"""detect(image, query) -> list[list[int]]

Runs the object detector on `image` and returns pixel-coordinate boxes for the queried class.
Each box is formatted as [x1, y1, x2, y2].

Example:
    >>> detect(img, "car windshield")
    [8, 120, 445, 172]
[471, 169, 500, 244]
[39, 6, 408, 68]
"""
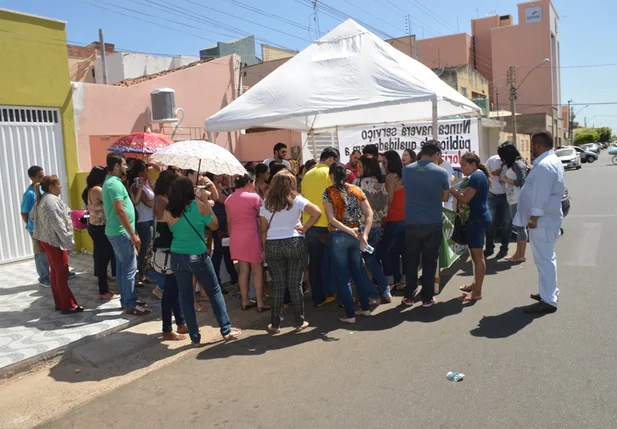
[556, 148, 575, 157]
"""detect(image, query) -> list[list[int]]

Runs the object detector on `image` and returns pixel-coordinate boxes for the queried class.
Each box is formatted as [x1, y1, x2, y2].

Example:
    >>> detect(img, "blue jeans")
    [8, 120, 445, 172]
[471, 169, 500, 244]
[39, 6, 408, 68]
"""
[379, 221, 406, 284]
[136, 221, 153, 278]
[159, 273, 185, 333]
[329, 231, 372, 318]
[363, 227, 391, 300]
[509, 203, 528, 241]
[34, 253, 49, 284]
[486, 193, 511, 253]
[108, 233, 138, 310]
[171, 252, 231, 343]
[306, 227, 328, 306]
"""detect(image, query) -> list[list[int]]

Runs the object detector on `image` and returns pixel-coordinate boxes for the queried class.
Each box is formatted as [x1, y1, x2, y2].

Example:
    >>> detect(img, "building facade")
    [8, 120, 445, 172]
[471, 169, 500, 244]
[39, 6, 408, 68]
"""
[200, 35, 261, 66]
[0, 9, 80, 263]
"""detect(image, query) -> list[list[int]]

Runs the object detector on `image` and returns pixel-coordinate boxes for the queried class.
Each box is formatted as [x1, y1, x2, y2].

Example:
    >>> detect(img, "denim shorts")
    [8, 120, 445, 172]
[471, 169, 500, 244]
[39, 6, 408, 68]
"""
[467, 220, 490, 249]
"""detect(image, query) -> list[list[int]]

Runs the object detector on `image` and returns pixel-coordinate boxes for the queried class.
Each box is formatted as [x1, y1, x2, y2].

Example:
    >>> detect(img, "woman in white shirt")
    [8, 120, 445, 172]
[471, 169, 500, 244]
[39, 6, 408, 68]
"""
[498, 143, 528, 262]
[259, 169, 321, 334]
[128, 160, 154, 285]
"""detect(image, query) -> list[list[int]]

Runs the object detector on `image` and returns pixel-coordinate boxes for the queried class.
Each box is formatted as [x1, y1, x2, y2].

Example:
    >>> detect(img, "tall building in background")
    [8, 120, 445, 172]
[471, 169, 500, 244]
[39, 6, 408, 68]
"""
[472, 0, 562, 145]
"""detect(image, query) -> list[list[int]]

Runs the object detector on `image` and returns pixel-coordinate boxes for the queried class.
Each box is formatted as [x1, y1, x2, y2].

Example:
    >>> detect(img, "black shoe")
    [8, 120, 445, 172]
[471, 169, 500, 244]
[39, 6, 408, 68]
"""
[496, 249, 508, 260]
[484, 249, 494, 258]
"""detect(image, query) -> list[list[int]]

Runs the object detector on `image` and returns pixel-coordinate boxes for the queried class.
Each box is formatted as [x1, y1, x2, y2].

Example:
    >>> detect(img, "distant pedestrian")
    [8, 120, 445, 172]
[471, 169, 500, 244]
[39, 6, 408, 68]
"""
[401, 149, 417, 166]
[128, 160, 155, 286]
[30, 175, 83, 314]
[264, 142, 292, 170]
[346, 149, 361, 183]
[255, 163, 270, 199]
[151, 170, 189, 341]
[485, 147, 512, 259]
[514, 131, 564, 314]
[497, 142, 528, 262]
[450, 153, 492, 303]
[260, 169, 321, 333]
[401, 141, 450, 307]
[225, 173, 271, 312]
[301, 147, 340, 307]
[165, 176, 242, 344]
[21, 165, 50, 288]
[103, 153, 151, 316]
[82, 166, 119, 300]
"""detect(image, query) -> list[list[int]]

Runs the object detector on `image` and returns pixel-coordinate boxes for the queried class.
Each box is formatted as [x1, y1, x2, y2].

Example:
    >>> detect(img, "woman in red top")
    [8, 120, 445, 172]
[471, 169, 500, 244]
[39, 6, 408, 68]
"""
[379, 151, 407, 291]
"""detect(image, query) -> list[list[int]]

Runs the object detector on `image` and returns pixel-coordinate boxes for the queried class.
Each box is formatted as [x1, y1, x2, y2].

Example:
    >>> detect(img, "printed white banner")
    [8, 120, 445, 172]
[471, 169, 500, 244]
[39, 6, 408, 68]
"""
[337, 118, 479, 165]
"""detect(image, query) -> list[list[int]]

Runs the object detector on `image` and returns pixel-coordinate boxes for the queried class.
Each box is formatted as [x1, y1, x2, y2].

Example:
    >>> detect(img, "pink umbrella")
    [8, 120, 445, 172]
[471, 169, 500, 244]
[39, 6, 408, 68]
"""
[107, 132, 174, 155]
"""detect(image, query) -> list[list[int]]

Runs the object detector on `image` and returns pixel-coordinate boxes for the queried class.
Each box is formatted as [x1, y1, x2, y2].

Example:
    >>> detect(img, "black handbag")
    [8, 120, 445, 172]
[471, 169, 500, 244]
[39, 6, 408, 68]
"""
[451, 214, 467, 245]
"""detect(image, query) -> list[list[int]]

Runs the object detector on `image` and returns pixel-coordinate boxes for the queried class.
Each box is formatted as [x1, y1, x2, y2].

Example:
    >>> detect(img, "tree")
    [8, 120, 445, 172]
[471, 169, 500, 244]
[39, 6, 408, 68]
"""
[574, 128, 600, 145]
[597, 127, 612, 143]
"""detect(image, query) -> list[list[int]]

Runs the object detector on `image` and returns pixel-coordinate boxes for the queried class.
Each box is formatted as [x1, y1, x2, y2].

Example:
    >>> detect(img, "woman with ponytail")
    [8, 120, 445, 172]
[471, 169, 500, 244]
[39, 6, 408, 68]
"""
[449, 153, 492, 303]
[31, 175, 83, 314]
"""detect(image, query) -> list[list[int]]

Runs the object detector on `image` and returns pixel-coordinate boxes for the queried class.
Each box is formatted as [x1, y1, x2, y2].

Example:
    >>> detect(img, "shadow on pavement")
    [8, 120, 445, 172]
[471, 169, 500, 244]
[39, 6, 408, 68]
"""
[469, 305, 543, 339]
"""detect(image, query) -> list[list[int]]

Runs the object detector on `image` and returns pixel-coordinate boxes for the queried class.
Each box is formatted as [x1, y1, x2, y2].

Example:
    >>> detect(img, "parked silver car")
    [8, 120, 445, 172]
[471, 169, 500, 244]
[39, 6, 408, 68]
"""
[556, 147, 581, 170]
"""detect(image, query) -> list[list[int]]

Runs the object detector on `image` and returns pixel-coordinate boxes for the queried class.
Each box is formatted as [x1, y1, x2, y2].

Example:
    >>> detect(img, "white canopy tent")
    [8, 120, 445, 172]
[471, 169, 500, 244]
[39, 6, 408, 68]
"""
[206, 19, 481, 143]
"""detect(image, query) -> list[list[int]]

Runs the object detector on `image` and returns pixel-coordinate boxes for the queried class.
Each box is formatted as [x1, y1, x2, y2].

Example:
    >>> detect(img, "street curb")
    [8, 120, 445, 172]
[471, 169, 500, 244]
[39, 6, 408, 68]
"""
[0, 312, 157, 380]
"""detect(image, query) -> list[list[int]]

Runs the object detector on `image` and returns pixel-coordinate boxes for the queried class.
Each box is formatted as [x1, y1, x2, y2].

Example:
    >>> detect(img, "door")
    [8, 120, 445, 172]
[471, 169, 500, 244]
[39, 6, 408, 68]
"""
[0, 105, 69, 264]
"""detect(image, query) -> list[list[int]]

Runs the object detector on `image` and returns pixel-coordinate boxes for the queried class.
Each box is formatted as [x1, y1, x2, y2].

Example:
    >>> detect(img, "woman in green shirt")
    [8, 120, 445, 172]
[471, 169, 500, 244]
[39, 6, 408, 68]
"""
[164, 177, 241, 344]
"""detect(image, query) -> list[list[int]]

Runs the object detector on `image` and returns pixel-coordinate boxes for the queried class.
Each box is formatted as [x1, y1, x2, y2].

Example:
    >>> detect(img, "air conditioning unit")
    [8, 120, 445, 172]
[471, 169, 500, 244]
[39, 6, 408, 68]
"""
[151, 88, 177, 123]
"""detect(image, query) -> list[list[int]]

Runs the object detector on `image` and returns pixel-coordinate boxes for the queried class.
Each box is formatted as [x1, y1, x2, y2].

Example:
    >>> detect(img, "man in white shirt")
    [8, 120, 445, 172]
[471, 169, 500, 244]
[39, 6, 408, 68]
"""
[514, 131, 565, 314]
[485, 147, 512, 259]
[264, 142, 292, 170]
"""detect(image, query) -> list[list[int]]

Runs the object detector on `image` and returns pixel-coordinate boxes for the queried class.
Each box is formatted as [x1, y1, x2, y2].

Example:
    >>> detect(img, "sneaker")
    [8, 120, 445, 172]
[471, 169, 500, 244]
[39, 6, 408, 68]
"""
[68, 271, 77, 280]
[422, 298, 437, 308]
[125, 305, 152, 316]
[402, 297, 415, 306]
[496, 249, 509, 260]
[39, 280, 51, 288]
[483, 249, 494, 258]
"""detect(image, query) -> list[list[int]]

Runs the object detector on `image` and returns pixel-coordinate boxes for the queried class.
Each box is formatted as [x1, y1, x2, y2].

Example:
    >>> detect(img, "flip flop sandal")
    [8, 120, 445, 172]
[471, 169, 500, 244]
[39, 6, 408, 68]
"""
[223, 328, 242, 341]
[458, 293, 482, 303]
[459, 285, 474, 293]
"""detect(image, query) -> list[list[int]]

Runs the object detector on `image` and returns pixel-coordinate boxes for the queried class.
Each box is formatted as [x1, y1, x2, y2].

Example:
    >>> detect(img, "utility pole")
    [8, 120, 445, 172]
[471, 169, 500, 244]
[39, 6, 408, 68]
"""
[507, 65, 518, 147]
[98, 29, 108, 85]
[584, 117, 587, 127]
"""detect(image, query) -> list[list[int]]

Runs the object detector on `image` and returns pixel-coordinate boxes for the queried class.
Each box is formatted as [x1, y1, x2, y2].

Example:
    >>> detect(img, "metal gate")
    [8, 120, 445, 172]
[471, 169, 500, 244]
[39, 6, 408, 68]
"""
[0, 105, 69, 264]
[303, 131, 340, 161]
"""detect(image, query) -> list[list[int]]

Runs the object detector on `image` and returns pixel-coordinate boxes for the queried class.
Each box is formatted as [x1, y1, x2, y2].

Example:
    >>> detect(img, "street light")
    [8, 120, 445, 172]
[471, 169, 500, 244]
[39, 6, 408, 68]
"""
[508, 58, 550, 146]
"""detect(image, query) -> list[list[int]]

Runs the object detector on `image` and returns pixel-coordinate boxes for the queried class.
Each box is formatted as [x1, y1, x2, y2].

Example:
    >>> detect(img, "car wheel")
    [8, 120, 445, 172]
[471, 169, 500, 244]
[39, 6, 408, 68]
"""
[588, 157, 595, 164]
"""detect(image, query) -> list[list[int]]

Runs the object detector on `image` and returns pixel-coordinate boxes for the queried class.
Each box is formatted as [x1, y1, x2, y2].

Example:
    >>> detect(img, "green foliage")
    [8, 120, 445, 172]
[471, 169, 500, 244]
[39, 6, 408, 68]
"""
[597, 127, 612, 143]
[574, 128, 599, 145]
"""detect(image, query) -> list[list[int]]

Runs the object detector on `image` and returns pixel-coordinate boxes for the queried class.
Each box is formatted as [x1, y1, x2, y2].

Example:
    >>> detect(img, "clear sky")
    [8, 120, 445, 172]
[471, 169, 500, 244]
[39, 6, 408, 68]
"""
[2, 0, 616, 133]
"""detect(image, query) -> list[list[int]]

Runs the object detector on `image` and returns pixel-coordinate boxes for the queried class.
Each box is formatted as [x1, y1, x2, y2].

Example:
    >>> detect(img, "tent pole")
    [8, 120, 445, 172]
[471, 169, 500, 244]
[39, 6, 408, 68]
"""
[432, 97, 439, 141]
[311, 132, 317, 159]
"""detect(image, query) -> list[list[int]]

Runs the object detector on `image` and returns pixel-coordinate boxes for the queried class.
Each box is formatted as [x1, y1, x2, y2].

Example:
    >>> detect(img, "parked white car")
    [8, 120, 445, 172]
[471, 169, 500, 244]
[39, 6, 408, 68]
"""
[556, 147, 581, 170]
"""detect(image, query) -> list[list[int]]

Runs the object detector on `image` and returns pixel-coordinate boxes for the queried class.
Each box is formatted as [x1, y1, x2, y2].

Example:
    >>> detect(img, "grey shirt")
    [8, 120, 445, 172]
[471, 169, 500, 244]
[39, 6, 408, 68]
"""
[402, 160, 450, 225]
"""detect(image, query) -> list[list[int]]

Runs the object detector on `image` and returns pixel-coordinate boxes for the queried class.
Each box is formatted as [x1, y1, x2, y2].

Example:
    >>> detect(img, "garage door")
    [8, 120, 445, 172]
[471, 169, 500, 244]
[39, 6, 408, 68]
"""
[0, 105, 69, 264]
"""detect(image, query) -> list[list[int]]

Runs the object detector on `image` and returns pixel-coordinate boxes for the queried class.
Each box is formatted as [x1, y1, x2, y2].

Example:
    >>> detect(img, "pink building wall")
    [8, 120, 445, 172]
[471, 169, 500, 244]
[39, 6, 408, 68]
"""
[416, 33, 472, 69]
[236, 129, 303, 163]
[74, 55, 240, 170]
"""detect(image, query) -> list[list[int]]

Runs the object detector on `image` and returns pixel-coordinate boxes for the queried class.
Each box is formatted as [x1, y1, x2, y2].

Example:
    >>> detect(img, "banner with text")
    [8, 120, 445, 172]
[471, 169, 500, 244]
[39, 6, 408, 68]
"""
[337, 118, 479, 166]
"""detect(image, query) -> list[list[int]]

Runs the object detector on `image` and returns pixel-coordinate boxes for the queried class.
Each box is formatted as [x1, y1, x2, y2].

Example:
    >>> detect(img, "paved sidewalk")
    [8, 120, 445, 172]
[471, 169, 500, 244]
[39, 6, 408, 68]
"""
[0, 254, 158, 372]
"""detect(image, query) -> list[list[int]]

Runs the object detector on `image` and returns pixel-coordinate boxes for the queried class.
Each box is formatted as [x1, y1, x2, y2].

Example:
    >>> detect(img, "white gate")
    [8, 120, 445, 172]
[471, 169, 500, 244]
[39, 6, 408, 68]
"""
[0, 105, 69, 264]
[302, 130, 340, 161]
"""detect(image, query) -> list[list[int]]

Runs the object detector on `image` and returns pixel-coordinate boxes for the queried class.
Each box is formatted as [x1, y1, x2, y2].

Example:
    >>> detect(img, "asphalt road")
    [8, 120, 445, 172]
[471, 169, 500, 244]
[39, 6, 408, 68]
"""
[42, 153, 617, 429]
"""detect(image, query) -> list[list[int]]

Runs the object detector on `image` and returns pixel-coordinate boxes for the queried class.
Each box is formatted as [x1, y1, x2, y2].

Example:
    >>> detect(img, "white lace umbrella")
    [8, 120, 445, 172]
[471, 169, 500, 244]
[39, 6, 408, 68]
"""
[151, 140, 246, 176]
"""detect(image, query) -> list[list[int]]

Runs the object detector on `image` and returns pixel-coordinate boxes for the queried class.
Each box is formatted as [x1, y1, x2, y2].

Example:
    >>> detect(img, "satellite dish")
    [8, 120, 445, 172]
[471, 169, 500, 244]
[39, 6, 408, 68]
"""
[434, 68, 445, 77]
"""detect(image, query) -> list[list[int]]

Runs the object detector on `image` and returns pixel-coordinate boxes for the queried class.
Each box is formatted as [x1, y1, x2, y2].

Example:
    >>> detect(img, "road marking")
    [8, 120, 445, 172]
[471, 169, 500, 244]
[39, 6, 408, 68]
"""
[567, 223, 602, 267]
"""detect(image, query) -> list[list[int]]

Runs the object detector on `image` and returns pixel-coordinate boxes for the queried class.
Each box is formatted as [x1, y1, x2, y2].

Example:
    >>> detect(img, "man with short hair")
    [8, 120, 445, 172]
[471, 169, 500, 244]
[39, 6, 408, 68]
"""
[264, 142, 292, 170]
[21, 165, 50, 287]
[485, 144, 512, 259]
[103, 153, 151, 316]
[402, 141, 450, 307]
[346, 149, 361, 183]
[301, 146, 339, 307]
[514, 131, 564, 314]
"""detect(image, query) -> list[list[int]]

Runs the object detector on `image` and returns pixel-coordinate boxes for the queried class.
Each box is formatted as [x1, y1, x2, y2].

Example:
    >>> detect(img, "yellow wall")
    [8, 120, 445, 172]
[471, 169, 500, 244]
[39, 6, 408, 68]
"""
[0, 10, 82, 248]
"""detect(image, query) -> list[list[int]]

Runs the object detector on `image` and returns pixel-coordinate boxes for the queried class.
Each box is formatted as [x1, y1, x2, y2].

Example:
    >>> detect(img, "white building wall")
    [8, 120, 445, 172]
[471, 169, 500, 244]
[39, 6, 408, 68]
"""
[94, 53, 200, 84]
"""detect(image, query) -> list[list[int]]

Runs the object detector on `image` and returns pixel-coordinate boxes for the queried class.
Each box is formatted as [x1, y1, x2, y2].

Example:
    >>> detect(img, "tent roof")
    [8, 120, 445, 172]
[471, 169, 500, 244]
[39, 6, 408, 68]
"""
[206, 19, 480, 133]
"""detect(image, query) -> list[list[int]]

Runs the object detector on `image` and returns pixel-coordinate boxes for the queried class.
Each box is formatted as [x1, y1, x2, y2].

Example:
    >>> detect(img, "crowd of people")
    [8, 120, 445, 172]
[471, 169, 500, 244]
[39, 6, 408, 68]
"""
[19, 131, 565, 344]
